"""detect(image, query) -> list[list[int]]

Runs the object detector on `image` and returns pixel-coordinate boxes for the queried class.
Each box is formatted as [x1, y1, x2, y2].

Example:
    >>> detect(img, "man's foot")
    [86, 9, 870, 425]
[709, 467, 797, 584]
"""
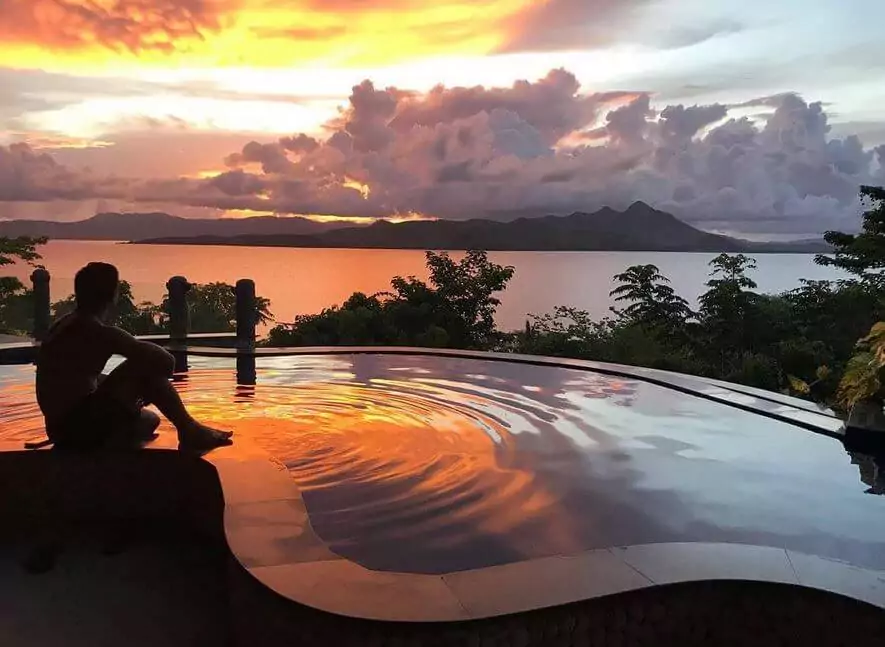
[179, 422, 233, 452]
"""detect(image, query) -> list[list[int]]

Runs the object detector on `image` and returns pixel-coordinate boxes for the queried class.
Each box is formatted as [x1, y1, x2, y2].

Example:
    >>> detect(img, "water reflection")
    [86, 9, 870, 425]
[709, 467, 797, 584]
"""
[236, 353, 256, 386]
[1, 355, 884, 574]
[850, 452, 885, 495]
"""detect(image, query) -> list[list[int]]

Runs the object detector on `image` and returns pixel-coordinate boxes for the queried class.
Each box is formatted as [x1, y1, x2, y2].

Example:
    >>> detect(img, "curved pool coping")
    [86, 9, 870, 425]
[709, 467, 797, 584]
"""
[211, 441, 885, 622]
[3, 346, 881, 624]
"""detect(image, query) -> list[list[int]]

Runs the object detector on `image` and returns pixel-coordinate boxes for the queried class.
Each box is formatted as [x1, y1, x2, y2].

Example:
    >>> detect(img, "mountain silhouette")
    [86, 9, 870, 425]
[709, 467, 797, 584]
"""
[131, 203, 831, 253]
[0, 211, 342, 240]
[1, 204, 830, 253]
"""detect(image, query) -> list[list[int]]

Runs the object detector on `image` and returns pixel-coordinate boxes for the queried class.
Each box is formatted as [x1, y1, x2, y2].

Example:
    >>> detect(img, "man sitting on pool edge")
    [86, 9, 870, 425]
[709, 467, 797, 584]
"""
[36, 262, 233, 452]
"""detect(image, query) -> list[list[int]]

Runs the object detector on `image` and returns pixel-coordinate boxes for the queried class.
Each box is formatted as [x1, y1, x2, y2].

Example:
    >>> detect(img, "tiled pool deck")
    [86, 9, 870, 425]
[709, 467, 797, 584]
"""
[2, 346, 885, 646]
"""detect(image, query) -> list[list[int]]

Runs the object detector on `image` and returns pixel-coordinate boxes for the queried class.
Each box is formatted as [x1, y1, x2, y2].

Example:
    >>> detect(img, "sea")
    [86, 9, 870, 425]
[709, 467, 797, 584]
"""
[4, 240, 848, 331]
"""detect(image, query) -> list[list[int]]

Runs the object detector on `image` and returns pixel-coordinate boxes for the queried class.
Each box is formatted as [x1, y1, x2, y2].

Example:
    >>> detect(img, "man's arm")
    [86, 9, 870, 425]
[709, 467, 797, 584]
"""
[100, 325, 175, 374]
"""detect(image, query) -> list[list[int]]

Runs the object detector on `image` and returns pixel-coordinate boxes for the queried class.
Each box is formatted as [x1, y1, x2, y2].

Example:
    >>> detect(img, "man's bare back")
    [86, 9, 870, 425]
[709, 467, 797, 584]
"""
[36, 262, 233, 452]
[37, 313, 115, 423]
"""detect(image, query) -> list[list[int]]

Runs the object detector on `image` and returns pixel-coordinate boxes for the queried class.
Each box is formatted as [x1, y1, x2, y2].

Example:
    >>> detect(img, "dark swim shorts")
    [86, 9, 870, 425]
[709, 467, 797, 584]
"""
[47, 391, 143, 451]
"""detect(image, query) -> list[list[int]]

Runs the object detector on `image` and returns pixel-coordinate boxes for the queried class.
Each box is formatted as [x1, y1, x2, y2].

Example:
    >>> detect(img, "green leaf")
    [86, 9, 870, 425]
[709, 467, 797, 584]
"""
[788, 375, 810, 395]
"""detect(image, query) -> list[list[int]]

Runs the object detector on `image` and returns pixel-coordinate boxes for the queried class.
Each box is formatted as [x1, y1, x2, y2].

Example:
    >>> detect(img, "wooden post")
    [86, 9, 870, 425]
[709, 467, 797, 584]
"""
[235, 278, 257, 385]
[166, 276, 190, 343]
[31, 268, 50, 342]
[166, 276, 190, 374]
[235, 279, 256, 349]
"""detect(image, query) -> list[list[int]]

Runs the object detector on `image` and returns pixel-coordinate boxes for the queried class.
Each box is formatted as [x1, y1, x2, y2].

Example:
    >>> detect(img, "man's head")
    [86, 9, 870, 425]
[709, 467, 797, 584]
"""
[74, 262, 119, 316]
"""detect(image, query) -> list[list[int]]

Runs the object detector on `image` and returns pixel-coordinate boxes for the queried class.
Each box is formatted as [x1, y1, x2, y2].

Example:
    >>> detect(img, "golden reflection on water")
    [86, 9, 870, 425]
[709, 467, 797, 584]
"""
[1, 361, 642, 570]
[4, 356, 885, 573]
[177, 370, 593, 563]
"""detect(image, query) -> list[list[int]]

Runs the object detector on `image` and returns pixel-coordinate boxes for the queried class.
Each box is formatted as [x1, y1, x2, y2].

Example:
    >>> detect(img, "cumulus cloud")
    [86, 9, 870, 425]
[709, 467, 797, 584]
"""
[3, 69, 885, 237]
[0, 0, 223, 54]
[0, 142, 128, 201]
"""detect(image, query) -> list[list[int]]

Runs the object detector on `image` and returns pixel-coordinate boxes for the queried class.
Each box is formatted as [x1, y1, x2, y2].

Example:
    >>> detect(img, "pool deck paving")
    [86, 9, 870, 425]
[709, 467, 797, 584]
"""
[0, 524, 231, 647]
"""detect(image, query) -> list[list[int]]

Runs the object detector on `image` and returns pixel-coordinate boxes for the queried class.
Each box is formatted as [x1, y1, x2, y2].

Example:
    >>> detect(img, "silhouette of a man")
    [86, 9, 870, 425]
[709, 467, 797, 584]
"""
[36, 262, 232, 451]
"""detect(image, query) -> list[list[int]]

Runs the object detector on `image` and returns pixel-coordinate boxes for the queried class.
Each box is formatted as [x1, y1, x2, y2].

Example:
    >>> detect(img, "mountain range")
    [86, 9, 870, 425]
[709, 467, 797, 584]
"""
[0, 211, 343, 240]
[0, 204, 832, 253]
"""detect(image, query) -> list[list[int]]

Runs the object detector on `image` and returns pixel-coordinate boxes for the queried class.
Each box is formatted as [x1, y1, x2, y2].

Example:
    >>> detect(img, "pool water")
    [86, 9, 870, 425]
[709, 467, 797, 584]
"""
[2, 353, 885, 574]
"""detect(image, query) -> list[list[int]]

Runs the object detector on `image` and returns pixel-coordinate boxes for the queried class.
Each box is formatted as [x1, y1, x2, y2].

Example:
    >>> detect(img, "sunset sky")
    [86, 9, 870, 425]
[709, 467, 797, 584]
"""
[1, 0, 884, 238]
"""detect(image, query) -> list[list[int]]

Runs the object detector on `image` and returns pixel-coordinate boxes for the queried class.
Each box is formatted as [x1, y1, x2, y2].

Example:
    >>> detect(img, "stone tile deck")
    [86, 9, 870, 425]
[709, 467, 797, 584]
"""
[0, 524, 230, 647]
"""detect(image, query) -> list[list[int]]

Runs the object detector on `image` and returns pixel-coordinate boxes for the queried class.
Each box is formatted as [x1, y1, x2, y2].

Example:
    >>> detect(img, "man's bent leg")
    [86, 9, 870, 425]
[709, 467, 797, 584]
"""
[99, 359, 193, 430]
[98, 359, 232, 450]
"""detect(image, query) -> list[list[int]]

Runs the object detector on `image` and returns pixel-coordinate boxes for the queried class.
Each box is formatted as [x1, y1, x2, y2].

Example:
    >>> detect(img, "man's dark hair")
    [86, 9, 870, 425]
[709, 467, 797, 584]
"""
[74, 262, 119, 313]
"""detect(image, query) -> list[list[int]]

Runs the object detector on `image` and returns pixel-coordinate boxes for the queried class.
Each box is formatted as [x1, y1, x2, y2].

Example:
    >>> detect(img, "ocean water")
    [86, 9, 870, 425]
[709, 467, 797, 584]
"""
[3, 240, 846, 329]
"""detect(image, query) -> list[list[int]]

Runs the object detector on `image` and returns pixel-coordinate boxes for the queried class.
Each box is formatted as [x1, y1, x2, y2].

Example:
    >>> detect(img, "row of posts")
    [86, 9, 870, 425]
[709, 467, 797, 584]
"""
[30, 269, 258, 349]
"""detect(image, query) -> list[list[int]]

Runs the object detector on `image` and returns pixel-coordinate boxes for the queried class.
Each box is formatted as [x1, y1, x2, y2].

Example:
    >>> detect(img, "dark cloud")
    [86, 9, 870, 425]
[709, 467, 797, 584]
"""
[659, 104, 728, 142]
[0, 142, 128, 201]
[224, 141, 296, 174]
[4, 71, 885, 237]
[0, 0, 225, 54]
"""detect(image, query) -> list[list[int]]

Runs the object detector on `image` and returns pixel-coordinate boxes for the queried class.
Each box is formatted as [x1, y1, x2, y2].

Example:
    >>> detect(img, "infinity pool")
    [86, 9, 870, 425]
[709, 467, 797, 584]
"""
[2, 353, 884, 574]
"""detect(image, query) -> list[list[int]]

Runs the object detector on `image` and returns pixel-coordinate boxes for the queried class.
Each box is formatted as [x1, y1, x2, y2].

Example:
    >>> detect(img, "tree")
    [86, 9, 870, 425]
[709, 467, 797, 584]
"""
[267, 251, 514, 349]
[414, 250, 515, 348]
[0, 236, 47, 334]
[836, 322, 885, 409]
[698, 253, 758, 358]
[0, 236, 47, 268]
[51, 280, 272, 335]
[610, 264, 693, 332]
[163, 282, 273, 333]
[816, 185, 885, 285]
[52, 281, 166, 335]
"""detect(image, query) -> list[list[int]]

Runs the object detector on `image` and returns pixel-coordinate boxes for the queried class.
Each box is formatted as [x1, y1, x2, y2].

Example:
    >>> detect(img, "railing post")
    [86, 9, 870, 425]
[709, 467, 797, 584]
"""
[166, 276, 190, 373]
[166, 276, 190, 343]
[235, 278, 257, 385]
[31, 268, 50, 342]
[235, 279, 256, 349]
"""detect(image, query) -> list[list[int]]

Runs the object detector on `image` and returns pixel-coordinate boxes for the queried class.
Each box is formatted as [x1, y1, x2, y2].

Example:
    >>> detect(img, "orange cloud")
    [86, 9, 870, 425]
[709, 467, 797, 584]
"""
[0, 0, 547, 70]
[0, 0, 225, 59]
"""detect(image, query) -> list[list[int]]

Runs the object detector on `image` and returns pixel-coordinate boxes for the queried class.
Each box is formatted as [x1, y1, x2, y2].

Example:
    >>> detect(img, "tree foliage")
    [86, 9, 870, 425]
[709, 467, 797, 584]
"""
[161, 282, 273, 334]
[837, 323, 885, 409]
[817, 185, 885, 285]
[0, 236, 47, 268]
[0, 236, 47, 334]
[610, 264, 693, 333]
[268, 251, 514, 349]
[51, 281, 273, 335]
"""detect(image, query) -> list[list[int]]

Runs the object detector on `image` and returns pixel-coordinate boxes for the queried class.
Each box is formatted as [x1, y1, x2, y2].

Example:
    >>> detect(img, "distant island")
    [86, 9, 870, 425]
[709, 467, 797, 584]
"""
[0, 204, 832, 253]
[136, 203, 831, 253]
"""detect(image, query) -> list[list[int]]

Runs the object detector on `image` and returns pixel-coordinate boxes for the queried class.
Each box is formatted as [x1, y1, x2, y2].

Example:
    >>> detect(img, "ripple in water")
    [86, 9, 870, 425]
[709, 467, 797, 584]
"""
[177, 356, 642, 573]
[0, 355, 640, 572]
[3, 354, 883, 574]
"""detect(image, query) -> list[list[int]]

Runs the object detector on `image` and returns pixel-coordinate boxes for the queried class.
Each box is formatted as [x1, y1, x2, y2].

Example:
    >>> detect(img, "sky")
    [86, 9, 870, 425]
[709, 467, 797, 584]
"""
[1, 0, 884, 239]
